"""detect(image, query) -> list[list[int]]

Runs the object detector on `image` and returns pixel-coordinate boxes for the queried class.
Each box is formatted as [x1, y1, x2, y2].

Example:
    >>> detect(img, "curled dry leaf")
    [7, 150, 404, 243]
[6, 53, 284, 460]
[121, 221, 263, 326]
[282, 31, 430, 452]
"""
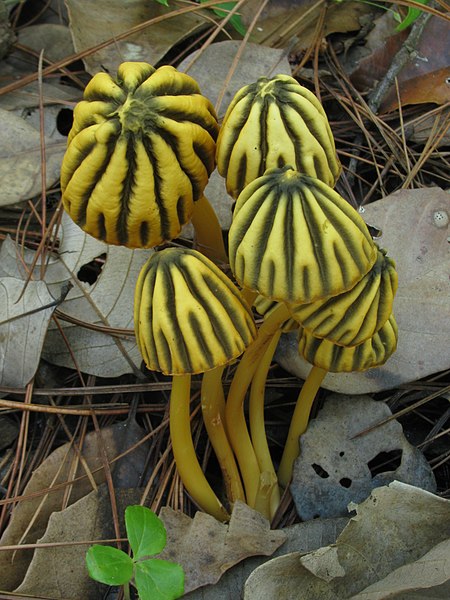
[351, 538, 450, 599]
[184, 517, 348, 599]
[244, 482, 450, 599]
[276, 187, 450, 393]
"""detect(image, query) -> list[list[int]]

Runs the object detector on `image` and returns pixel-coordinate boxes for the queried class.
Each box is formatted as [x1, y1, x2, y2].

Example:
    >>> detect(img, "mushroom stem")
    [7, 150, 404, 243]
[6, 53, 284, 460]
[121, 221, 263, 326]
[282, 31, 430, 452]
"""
[170, 374, 229, 521]
[226, 302, 291, 507]
[277, 365, 328, 488]
[249, 330, 282, 517]
[190, 194, 228, 263]
[201, 366, 246, 505]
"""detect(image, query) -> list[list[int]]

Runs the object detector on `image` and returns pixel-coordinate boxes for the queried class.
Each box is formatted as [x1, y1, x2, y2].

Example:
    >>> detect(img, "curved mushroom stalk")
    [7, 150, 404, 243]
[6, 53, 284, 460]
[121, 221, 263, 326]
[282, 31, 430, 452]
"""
[201, 366, 245, 504]
[170, 374, 229, 520]
[277, 315, 399, 488]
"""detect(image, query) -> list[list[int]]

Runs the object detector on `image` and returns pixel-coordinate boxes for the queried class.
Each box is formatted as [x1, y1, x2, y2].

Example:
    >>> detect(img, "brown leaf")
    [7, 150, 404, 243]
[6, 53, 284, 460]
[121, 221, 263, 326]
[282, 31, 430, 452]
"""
[244, 482, 450, 599]
[66, 0, 208, 75]
[0, 419, 148, 590]
[159, 501, 286, 594]
[348, 13, 450, 111]
[240, 0, 373, 54]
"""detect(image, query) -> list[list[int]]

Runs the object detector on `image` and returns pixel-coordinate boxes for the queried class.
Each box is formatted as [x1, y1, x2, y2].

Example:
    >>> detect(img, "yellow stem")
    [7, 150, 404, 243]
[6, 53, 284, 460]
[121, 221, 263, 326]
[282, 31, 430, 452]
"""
[190, 194, 228, 264]
[170, 374, 229, 521]
[225, 303, 291, 508]
[249, 330, 282, 517]
[201, 366, 246, 505]
[241, 288, 258, 308]
[277, 365, 328, 488]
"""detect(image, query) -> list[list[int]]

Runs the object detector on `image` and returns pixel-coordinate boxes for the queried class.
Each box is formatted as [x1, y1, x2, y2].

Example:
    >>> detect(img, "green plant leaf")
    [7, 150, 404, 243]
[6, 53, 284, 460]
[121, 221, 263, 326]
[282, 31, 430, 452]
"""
[199, 1, 246, 36]
[125, 505, 166, 559]
[135, 559, 185, 600]
[395, 0, 428, 31]
[152, 0, 170, 6]
[86, 545, 133, 585]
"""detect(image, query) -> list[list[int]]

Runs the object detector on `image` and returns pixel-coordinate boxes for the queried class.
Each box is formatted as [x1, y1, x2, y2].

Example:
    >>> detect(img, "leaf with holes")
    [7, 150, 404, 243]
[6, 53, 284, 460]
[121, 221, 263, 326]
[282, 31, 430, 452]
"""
[40, 213, 151, 377]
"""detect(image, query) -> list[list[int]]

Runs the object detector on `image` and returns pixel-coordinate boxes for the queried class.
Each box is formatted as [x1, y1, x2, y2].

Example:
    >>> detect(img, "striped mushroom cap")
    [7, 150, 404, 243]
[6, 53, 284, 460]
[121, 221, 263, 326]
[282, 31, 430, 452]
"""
[134, 247, 257, 375]
[289, 247, 398, 346]
[297, 314, 398, 373]
[61, 62, 219, 248]
[216, 74, 341, 199]
[229, 166, 377, 305]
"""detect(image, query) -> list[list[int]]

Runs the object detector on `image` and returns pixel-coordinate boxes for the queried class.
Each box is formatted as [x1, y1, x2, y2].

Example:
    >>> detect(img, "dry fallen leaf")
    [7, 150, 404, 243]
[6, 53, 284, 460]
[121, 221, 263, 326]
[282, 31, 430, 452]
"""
[239, 0, 374, 56]
[42, 214, 150, 377]
[0, 106, 66, 207]
[66, 0, 208, 75]
[290, 394, 435, 520]
[0, 277, 56, 387]
[159, 501, 286, 594]
[185, 517, 348, 599]
[276, 187, 450, 393]
[348, 12, 450, 112]
[0, 419, 148, 591]
[351, 538, 450, 599]
[244, 482, 450, 599]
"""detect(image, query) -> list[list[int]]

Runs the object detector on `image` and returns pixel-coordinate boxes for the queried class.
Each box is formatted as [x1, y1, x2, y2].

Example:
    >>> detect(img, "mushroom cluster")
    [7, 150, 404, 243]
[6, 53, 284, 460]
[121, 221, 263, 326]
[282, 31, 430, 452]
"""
[61, 65, 398, 522]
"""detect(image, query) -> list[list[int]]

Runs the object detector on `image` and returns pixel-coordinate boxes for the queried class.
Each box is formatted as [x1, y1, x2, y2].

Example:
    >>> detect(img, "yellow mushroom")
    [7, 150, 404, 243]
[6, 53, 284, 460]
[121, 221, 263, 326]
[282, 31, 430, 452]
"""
[216, 74, 341, 199]
[61, 61, 227, 262]
[225, 165, 377, 510]
[134, 247, 256, 519]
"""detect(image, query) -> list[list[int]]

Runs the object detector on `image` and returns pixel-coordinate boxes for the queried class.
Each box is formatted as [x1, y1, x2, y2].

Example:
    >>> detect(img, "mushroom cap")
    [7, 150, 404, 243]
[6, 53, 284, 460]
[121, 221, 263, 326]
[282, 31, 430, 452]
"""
[229, 166, 377, 305]
[297, 314, 398, 373]
[290, 247, 398, 346]
[216, 73, 341, 199]
[134, 247, 257, 375]
[61, 62, 219, 249]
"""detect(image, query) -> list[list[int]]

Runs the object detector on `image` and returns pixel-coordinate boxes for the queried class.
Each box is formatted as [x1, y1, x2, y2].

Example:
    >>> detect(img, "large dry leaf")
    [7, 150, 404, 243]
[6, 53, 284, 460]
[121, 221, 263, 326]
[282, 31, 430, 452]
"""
[244, 482, 450, 599]
[66, 0, 208, 75]
[0, 277, 56, 387]
[240, 0, 374, 54]
[277, 187, 450, 393]
[18, 24, 75, 63]
[42, 214, 150, 377]
[0, 418, 148, 591]
[185, 517, 348, 599]
[159, 501, 286, 594]
[0, 106, 67, 207]
[178, 40, 292, 115]
[351, 538, 450, 599]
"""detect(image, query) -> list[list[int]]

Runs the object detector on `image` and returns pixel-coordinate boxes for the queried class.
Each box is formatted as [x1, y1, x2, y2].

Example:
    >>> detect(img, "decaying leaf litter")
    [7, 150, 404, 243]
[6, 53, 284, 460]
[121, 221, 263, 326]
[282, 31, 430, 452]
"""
[0, 0, 449, 598]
